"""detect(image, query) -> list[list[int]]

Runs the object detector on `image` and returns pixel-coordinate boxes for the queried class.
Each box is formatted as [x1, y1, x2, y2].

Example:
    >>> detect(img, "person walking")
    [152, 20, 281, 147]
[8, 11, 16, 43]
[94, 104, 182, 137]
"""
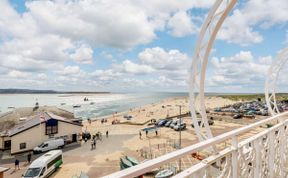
[139, 131, 142, 139]
[27, 152, 32, 164]
[93, 138, 96, 149]
[15, 159, 20, 170]
[155, 130, 158, 136]
[145, 130, 148, 137]
[106, 130, 109, 138]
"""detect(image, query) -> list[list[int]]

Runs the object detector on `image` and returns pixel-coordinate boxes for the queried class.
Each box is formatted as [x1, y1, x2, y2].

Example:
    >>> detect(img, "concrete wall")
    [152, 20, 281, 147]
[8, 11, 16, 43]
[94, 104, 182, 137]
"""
[0, 137, 3, 150]
[11, 122, 81, 154]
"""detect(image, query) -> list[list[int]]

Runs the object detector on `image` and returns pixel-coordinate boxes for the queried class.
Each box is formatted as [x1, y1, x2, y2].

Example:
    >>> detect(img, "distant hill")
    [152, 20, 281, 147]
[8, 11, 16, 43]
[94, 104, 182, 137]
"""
[0, 89, 57, 94]
[0, 88, 110, 94]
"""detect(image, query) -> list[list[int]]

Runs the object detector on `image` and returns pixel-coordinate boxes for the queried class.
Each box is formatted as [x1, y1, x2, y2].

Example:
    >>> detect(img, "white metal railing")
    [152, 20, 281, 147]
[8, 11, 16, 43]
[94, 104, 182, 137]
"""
[103, 111, 288, 178]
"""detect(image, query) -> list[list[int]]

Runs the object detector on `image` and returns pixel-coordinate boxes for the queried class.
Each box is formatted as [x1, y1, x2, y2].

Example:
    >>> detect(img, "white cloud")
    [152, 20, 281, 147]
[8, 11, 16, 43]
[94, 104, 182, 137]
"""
[218, 0, 288, 46]
[208, 51, 272, 91]
[113, 60, 155, 75]
[57, 66, 81, 75]
[7, 70, 30, 78]
[167, 11, 197, 37]
[138, 47, 190, 70]
[218, 10, 263, 45]
[70, 44, 93, 64]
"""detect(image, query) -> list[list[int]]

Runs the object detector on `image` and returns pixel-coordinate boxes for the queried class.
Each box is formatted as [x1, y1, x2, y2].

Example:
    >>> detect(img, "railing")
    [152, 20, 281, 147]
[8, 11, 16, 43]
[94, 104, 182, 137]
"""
[103, 111, 288, 178]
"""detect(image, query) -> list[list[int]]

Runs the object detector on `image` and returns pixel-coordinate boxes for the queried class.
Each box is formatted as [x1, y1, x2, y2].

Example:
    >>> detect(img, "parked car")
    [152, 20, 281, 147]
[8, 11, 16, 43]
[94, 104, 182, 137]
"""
[154, 119, 163, 126]
[165, 120, 172, 127]
[233, 114, 242, 119]
[174, 123, 186, 131]
[33, 139, 64, 154]
[191, 119, 214, 128]
[170, 119, 180, 128]
[158, 120, 168, 127]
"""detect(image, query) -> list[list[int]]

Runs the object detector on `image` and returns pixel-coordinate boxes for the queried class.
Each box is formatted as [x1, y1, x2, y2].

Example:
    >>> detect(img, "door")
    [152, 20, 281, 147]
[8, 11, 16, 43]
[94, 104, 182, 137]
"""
[4, 140, 11, 149]
[72, 134, 77, 142]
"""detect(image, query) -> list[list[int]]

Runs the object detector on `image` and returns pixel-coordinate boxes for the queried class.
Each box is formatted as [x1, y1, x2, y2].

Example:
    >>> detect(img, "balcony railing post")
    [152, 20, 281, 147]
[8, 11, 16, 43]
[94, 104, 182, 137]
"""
[254, 138, 261, 178]
[232, 136, 238, 178]
[268, 130, 275, 178]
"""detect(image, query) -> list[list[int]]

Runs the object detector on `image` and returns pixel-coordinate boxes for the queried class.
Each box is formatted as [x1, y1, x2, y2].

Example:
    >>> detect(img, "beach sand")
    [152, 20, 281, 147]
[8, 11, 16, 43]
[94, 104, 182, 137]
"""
[49, 96, 261, 178]
[2, 96, 267, 178]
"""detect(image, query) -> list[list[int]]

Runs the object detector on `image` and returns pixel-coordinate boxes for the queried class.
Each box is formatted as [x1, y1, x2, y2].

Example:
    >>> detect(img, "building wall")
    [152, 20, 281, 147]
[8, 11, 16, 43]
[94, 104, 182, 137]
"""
[11, 122, 81, 154]
[0, 137, 3, 150]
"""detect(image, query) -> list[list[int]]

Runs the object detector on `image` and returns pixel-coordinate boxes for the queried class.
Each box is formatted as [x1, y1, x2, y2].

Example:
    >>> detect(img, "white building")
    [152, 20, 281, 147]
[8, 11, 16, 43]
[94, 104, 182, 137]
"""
[0, 112, 82, 154]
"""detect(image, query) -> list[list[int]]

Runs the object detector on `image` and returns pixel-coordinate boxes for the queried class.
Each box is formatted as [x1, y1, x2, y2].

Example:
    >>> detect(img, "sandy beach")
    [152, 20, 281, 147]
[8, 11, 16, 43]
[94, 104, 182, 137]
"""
[2, 96, 268, 178]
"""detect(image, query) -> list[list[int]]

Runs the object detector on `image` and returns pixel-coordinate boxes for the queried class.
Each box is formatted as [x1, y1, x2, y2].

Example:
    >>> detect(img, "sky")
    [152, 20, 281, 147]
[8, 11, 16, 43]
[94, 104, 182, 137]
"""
[0, 0, 287, 93]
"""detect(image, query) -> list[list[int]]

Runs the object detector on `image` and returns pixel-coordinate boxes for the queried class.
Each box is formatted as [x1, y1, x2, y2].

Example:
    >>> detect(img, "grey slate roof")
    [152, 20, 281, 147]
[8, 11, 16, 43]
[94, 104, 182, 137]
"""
[7, 112, 82, 137]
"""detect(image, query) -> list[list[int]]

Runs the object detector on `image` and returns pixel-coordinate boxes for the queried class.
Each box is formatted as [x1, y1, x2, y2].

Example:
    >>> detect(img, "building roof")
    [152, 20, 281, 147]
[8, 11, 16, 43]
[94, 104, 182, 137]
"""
[0, 167, 10, 173]
[8, 112, 82, 137]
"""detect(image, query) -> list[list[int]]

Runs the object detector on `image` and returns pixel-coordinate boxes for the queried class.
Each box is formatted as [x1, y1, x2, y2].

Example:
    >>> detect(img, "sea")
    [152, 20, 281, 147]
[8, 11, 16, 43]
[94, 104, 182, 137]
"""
[0, 93, 188, 119]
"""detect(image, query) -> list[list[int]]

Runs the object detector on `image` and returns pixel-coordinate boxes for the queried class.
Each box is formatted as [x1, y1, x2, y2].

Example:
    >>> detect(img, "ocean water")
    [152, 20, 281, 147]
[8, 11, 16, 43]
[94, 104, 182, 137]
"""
[0, 93, 188, 119]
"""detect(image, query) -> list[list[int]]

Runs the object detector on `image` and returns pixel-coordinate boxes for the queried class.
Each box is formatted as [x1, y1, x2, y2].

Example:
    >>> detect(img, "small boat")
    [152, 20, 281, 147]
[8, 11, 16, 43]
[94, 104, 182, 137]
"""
[61, 103, 66, 105]
[120, 157, 133, 170]
[155, 169, 174, 178]
[73, 105, 81, 108]
[125, 156, 139, 166]
[8, 106, 15, 109]
[90, 102, 95, 105]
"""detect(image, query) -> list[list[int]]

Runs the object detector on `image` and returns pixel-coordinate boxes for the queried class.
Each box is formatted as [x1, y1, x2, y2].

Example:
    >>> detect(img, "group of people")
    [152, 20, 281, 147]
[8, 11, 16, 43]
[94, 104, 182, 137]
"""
[14, 152, 32, 171]
[89, 130, 109, 150]
[139, 130, 158, 139]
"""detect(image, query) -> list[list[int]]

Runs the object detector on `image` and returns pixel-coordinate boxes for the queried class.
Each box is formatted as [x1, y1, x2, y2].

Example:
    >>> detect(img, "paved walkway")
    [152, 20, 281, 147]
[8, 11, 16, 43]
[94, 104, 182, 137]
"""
[1, 134, 135, 178]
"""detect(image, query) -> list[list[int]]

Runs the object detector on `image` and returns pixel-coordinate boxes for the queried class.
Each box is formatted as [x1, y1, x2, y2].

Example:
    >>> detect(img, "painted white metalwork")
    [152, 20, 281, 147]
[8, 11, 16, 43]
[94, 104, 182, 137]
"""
[265, 48, 288, 116]
[103, 112, 288, 178]
[189, 0, 237, 141]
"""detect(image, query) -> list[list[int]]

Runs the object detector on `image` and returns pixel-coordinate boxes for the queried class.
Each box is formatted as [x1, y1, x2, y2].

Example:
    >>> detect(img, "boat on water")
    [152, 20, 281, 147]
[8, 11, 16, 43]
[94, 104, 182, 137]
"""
[120, 157, 133, 170]
[73, 104, 81, 108]
[155, 169, 174, 178]
[125, 156, 139, 166]
[90, 102, 95, 105]
[61, 103, 66, 105]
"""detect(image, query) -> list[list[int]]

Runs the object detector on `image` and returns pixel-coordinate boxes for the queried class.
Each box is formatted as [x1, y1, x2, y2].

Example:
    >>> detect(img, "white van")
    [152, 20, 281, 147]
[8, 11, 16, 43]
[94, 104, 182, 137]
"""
[33, 139, 64, 154]
[22, 150, 63, 178]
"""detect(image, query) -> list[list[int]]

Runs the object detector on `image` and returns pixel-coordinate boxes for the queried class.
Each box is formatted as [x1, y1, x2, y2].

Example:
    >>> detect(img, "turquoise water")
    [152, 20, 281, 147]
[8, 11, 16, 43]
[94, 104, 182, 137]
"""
[0, 93, 188, 119]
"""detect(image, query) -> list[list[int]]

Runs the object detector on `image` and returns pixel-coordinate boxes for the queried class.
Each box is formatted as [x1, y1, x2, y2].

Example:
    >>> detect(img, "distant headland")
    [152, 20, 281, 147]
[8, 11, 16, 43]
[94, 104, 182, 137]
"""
[0, 88, 110, 94]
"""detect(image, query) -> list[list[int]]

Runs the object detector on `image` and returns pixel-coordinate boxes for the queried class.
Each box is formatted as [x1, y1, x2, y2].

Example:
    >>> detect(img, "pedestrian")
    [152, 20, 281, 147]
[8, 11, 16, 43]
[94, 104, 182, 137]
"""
[155, 130, 158, 136]
[146, 130, 148, 137]
[15, 159, 20, 170]
[27, 152, 32, 164]
[139, 131, 142, 139]
[91, 139, 94, 150]
[106, 130, 109, 138]
[93, 138, 96, 149]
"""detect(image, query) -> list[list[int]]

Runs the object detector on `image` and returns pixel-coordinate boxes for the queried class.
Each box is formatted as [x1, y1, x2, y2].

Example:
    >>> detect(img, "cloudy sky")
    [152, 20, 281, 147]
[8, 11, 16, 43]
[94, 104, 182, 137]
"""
[0, 0, 287, 93]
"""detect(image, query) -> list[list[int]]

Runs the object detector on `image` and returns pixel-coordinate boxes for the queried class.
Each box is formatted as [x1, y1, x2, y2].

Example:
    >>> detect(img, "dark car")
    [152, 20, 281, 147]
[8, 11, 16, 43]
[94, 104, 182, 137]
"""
[82, 132, 91, 141]
[158, 120, 168, 127]
[191, 119, 214, 128]
[233, 114, 242, 119]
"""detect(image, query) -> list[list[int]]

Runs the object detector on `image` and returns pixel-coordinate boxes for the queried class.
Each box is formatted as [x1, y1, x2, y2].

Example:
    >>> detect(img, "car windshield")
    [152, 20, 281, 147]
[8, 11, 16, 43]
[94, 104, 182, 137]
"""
[23, 168, 41, 177]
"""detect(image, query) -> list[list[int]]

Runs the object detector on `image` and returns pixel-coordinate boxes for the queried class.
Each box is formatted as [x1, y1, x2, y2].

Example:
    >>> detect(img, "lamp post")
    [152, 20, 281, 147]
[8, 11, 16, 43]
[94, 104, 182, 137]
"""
[176, 104, 183, 171]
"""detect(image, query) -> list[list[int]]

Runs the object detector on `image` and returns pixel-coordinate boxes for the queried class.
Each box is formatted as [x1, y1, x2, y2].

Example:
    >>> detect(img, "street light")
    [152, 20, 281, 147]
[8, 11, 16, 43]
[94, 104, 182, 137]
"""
[176, 104, 184, 171]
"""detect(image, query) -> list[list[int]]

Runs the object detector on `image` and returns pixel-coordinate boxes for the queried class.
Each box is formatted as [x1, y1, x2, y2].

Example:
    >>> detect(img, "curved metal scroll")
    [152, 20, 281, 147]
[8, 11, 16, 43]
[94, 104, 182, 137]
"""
[189, 0, 237, 141]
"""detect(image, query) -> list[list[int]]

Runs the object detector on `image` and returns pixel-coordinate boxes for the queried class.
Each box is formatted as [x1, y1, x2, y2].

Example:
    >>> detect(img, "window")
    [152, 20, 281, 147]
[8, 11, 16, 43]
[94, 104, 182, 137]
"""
[45, 119, 58, 135]
[40, 167, 46, 176]
[20, 142, 26, 150]
[48, 155, 62, 168]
